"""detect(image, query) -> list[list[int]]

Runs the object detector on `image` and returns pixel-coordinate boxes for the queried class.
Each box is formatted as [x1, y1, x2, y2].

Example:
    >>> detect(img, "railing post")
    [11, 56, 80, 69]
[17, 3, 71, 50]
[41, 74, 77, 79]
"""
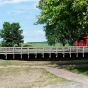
[42, 47, 44, 58]
[28, 47, 29, 58]
[21, 47, 22, 59]
[49, 47, 51, 58]
[35, 54, 37, 58]
[5, 47, 7, 59]
[76, 46, 78, 57]
[13, 47, 15, 59]
[69, 47, 71, 57]
[63, 47, 65, 57]
[35, 47, 37, 58]
[49, 53, 51, 58]
[83, 46, 84, 57]
[56, 47, 58, 58]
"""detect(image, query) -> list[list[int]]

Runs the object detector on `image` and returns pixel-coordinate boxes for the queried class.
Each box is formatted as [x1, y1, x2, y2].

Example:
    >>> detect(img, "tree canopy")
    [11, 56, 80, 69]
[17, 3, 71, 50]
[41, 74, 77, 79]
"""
[0, 22, 24, 47]
[35, 0, 88, 46]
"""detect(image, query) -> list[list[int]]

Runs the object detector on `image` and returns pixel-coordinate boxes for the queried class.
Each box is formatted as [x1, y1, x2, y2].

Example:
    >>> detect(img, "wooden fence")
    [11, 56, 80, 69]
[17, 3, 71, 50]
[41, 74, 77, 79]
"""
[0, 46, 88, 59]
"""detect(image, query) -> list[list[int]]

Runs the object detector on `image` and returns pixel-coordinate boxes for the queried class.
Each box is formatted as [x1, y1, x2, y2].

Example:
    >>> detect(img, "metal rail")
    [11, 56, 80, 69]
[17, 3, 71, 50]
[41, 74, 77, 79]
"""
[0, 46, 88, 59]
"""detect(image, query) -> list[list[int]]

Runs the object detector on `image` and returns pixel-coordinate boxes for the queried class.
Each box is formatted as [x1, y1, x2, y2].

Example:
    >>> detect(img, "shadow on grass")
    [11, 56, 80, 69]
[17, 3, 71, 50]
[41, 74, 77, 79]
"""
[50, 60, 88, 65]
[49, 60, 88, 69]
[67, 67, 88, 76]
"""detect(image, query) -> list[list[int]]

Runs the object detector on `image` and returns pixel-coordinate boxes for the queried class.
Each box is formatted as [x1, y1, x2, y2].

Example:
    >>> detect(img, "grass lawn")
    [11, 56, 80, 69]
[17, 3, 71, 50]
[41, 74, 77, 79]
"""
[66, 67, 88, 76]
[21, 42, 70, 47]
[0, 67, 69, 88]
[0, 60, 88, 66]
[0, 60, 69, 88]
[49, 60, 88, 65]
[0, 60, 55, 66]
[22, 42, 61, 47]
[52, 60, 88, 76]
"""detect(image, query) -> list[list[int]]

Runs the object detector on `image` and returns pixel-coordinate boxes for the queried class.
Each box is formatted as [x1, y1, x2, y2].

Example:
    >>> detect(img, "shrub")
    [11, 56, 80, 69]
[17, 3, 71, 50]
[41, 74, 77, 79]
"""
[23, 44, 32, 47]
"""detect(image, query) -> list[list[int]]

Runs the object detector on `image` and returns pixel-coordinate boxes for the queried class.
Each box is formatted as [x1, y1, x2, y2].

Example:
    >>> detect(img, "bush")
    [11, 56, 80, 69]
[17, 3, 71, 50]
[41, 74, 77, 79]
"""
[14, 44, 18, 47]
[0, 43, 2, 47]
[23, 44, 32, 47]
[14, 44, 21, 47]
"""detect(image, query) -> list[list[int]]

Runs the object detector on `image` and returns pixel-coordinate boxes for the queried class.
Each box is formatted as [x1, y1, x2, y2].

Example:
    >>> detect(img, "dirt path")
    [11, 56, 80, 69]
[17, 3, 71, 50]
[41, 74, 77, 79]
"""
[32, 65, 88, 88]
[44, 66, 88, 84]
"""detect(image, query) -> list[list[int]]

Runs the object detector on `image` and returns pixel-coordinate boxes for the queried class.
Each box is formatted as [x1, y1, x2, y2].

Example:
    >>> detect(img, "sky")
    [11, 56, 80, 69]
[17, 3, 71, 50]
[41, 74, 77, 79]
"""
[0, 0, 47, 42]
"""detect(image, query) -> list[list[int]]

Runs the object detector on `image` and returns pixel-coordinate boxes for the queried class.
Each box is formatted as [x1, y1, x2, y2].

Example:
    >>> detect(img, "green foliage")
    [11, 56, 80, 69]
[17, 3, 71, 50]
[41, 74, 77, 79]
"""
[0, 22, 24, 47]
[0, 43, 2, 47]
[35, 0, 88, 46]
[22, 44, 32, 47]
[22, 42, 63, 47]
[67, 67, 88, 76]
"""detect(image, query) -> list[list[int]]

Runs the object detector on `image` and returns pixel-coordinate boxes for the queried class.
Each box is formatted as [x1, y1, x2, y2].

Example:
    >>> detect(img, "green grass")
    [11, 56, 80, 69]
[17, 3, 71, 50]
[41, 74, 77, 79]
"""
[0, 42, 71, 47]
[21, 42, 70, 47]
[49, 60, 88, 65]
[66, 67, 88, 76]
[0, 60, 53, 66]
[0, 63, 70, 88]
[0, 60, 88, 66]
[22, 42, 61, 47]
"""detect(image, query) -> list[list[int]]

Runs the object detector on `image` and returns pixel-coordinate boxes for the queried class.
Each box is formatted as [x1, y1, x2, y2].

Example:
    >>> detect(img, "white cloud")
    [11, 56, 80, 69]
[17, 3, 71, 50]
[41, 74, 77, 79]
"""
[14, 10, 26, 15]
[26, 15, 34, 20]
[22, 29, 46, 42]
[14, 2, 39, 10]
[7, 10, 26, 15]
[6, 1, 39, 15]
[0, 0, 39, 6]
[7, 11, 11, 14]
[23, 30, 45, 37]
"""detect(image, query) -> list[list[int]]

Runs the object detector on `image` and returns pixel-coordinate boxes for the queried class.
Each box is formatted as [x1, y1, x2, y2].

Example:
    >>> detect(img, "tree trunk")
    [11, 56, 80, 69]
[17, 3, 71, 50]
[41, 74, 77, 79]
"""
[17, 43, 19, 47]
[62, 43, 65, 46]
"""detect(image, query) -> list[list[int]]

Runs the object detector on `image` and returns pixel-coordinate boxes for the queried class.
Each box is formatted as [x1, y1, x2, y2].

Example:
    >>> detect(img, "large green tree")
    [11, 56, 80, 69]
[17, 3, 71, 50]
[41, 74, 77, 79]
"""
[35, 0, 88, 46]
[0, 22, 24, 47]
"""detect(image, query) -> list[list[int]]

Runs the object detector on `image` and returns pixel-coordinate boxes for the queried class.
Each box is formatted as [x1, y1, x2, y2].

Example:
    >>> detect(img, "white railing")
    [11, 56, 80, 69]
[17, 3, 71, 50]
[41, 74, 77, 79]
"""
[0, 46, 88, 59]
[0, 46, 88, 54]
